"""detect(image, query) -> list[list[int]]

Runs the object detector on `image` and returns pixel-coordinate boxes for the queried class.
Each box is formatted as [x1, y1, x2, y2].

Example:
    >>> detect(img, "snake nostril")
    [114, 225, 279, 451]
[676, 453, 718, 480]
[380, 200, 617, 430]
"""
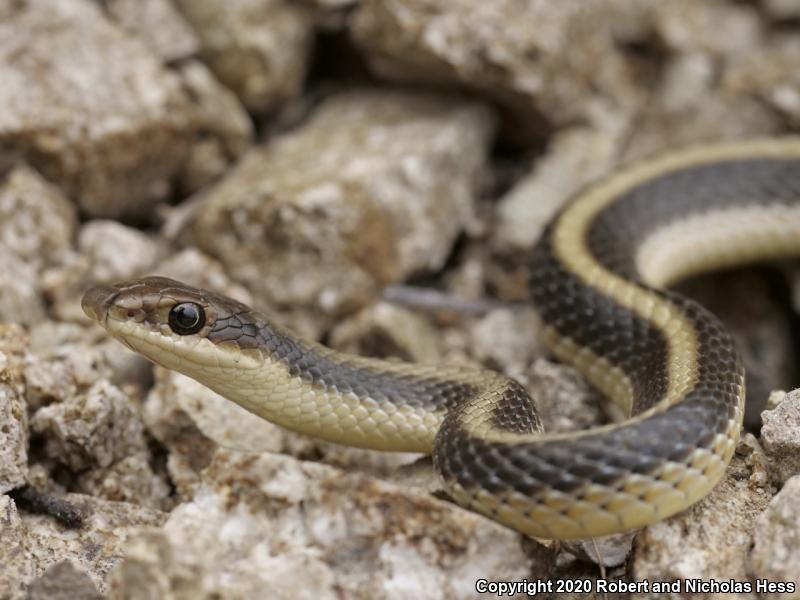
[81, 285, 120, 322]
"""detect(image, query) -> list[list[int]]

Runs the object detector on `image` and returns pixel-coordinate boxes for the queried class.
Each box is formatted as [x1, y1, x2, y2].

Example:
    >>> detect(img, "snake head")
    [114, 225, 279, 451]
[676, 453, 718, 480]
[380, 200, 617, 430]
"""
[81, 276, 263, 373]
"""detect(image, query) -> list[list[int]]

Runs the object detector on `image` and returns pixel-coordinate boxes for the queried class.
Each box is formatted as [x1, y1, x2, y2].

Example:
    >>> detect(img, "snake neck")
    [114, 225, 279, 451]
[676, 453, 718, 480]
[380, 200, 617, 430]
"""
[202, 321, 534, 453]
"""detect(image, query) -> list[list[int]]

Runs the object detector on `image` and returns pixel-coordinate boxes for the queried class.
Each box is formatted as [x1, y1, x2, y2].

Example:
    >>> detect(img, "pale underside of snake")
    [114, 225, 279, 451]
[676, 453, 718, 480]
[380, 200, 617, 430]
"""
[82, 139, 800, 540]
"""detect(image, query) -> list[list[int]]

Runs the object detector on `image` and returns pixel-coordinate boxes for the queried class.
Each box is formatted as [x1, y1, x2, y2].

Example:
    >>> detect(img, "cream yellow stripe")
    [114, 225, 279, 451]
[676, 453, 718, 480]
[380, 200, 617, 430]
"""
[551, 138, 800, 411]
[636, 204, 800, 288]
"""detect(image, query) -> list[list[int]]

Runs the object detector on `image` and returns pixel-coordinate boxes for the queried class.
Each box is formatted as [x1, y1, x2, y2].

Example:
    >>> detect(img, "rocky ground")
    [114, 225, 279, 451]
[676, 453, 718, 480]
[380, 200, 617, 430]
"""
[1, 0, 800, 598]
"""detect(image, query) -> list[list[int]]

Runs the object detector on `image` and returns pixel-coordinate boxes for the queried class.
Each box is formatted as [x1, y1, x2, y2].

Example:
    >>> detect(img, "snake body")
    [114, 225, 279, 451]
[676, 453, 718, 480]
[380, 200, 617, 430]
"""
[82, 139, 800, 539]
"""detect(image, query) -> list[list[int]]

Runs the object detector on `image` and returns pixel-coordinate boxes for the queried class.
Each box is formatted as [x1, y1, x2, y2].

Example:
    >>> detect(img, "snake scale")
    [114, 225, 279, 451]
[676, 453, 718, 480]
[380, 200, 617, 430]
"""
[82, 139, 800, 539]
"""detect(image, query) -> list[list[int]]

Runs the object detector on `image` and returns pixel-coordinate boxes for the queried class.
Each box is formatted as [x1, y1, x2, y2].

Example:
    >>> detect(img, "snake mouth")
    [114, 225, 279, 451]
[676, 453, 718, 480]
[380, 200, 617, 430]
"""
[81, 284, 120, 325]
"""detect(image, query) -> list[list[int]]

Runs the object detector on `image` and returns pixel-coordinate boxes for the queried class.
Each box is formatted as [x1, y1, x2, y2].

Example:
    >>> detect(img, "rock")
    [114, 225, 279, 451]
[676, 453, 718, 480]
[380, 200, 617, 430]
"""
[141, 371, 219, 499]
[0, 166, 77, 271]
[561, 532, 635, 569]
[0, 324, 28, 494]
[25, 318, 151, 397]
[0, 252, 45, 326]
[766, 390, 786, 411]
[193, 89, 494, 321]
[494, 126, 625, 253]
[527, 359, 613, 434]
[0, 165, 77, 324]
[350, 0, 648, 130]
[45, 220, 162, 323]
[23, 345, 110, 411]
[0, 0, 194, 219]
[624, 62, 779, 160]
[30, 379, 143, 472]
[0, 493, 166, 598]
[30, 380, 169, 507]
[749, 476, 800, 599]
[109, 450, 545, 599]
[351, 0, 773, 154]
[724, 37, 800, 129]
[144, 369, 284, 456]
[157, 248, 255, 306]
[0, 494, 36, 599]
[174, 61, 254, 193]
[762, 0, 800, 19]
[78, 453, 169, 510]
[329, 301, 442, 364]
[99, 0, 199, 62]
[468, 308, 543, 381]
[308, 0, 360, 31]
[761, 388, 800, 485]
[78, 221, 163, 284]
[25, 560, 102, 600]
[622, 2, 778, 158]
[28, 321, 95, 354]
[632, 441, 773, 590]
[649, 0, 760, 57]
[173, 0, 315, 112]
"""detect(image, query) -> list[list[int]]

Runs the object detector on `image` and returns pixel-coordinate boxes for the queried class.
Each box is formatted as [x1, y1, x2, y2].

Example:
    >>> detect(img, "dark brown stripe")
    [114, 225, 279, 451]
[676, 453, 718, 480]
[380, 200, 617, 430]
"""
[529, 228, 671, 414]
[585, 157, 800, 279]
[209, 310, 476, 412]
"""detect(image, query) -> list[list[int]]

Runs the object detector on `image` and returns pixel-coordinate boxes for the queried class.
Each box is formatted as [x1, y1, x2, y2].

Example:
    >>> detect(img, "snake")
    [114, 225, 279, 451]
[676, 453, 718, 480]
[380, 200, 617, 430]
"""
[81, 139, 800, 540]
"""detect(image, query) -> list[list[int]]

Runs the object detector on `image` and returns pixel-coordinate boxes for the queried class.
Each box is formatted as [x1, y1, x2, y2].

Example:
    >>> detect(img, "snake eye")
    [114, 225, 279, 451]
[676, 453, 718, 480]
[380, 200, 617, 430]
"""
[168, 303, 205, 335]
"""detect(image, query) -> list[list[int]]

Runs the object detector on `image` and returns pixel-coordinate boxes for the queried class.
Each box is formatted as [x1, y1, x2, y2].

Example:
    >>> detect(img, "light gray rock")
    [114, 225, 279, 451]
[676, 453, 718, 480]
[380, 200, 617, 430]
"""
[527, 359, 614, 434]
[562, 532, 635, 569]
[633, 439, 773, 595]
[78, 221, 163, 284]
[761, 388, 800, 485]
[30, 380, 169, 507]
[308, 0, 361, 31]
[468, 308, 543, 381]
[192, 89, 494, 322]
[724, 37, 800, 129]
[24, 560, 102, 600]
[350, 0, 648, 129]
[25, 317, 151, 396]
[23, 345, 109, 411]
[0, 0, 195, 219]
[762, 0, 800, 19]
[622, 2, 778, 158]
[749, 476, 800, 599]
[173, 0, 315, 112]
[109, 449, 543, 600]
[0, 166, 77, 324]
[174, 61, 254, 193]
[30, 379, 144, 471]
[0, 324, 28, 494]
[329, 301, 442, 364]
[99, 0, 199, 62]
[0, 166, 77, 271]
[0, 252, 45, 326]
[45, 220, 162, 323]
[0, 494, 36, 599]
[157, 248, 255, 306]
[0, 493, 166, 598]
[494, 126, 624, 252]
